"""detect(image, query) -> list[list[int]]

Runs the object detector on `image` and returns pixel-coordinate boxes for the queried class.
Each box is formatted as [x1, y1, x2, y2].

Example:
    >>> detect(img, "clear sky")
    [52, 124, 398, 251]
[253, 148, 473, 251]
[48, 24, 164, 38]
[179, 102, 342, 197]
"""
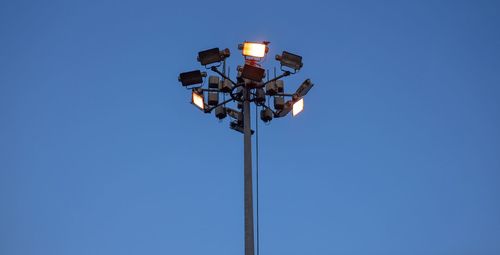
[1, 0, 500, 254]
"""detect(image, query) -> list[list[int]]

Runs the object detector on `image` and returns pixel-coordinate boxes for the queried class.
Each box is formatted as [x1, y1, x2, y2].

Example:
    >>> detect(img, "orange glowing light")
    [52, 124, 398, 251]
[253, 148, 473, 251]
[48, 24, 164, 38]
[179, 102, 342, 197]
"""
[242, 42, 267, 58]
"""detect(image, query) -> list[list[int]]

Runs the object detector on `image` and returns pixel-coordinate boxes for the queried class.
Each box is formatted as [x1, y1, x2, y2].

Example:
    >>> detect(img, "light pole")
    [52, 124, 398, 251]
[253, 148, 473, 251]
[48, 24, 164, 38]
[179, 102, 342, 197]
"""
[178, 42, 314, 255]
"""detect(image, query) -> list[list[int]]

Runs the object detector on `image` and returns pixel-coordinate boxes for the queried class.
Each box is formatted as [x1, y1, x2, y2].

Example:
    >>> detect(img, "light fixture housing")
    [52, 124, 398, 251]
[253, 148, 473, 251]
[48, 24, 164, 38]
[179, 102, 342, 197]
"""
[215, 106, 227, 119]
[226, 108, 243, 123]
[265, 81, 277, 95]
[191, 90, 205, 110]
[260, 108, 273, 122]
[292, 98, 304, 116]
[239, 42, 269, 58]
[276, 80, 284, 93]
[179, 70, 207, 86]
[208, 91, 219, 106]
[276, 51, 303, 71]
[274, 96, 284, 110]
[220, 79, 232, 93]
[276, 100, 293, 117]
[241, 64, 265, 82]
[255, 88, 265, 104]
[293, 79, 314, 100]
[197, 48, 230, 66]
[265, 80, 284, 95]
[208, 76, 220, 89]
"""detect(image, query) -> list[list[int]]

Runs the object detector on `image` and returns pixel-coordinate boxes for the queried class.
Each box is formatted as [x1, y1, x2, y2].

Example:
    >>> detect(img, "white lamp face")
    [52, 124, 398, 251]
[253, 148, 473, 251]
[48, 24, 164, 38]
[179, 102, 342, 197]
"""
[192, 92, 204, 110]
[292, 98, 304, 116]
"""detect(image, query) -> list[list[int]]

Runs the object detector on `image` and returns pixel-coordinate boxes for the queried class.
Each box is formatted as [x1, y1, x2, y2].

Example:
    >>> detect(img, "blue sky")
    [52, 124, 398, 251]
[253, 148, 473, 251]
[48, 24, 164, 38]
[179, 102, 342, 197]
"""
[1, 0, 500, 254]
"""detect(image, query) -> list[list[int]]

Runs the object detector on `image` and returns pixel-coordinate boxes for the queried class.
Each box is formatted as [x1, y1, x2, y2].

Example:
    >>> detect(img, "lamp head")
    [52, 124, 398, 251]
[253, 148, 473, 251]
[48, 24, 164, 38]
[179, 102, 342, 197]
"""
[197, 48, 230, 66]
[179, 70, 207, 86]
[276, 51, 303, 71]
[238, 41, 269, 58]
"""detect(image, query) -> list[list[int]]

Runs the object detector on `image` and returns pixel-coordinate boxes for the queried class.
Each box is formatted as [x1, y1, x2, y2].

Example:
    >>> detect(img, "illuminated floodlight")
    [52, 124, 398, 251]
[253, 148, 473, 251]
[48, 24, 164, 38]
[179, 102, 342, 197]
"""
[276, 51, 303, 71]
[292, 98, 304, 116]
[239, 42, 268, 58]
[198, 48, 230, 66]
[241, 64, 265, 82]
[191, 90, 205, 110]
[179, 70, 207, 86]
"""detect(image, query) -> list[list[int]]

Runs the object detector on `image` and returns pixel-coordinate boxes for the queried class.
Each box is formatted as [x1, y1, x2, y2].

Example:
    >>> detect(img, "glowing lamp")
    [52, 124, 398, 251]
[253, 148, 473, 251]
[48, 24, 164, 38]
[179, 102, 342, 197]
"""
[292, 98, 304, 116]
[192, 90, 205, 110]
[240, 42, 268, 58]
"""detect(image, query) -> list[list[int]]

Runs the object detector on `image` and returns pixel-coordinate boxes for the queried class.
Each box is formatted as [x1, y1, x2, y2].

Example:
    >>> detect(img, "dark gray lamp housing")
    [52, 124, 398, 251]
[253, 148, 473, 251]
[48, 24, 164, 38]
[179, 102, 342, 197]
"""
[292, 79, 314, 101]
[179, 70, 207, 86]
[198, 48, 230, 66]
[208, 91, 219, 106]
[255, 88, 266, 104]
[220, 79, 233, 93]
[274, 96, 285, 110]
[275, 100, 294, 118]
[215, 106, 227, 119]
[265, 80, 284, 95]
[260, 108, 273, 122]
[208, 76, 220, 89]
[241, 64, 265, 82]
[276, 51, 303, 71]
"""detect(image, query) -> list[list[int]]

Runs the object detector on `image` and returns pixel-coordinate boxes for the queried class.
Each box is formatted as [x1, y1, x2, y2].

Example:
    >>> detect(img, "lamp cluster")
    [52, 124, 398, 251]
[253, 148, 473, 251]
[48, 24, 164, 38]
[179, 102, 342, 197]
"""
[178, 41, 313, 133]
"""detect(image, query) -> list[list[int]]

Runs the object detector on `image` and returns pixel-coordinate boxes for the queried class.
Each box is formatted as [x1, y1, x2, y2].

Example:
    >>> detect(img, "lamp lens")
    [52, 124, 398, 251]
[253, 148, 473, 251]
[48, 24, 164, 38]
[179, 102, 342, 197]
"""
[292, 98, 304, 116]
[242, 42, 266, 58]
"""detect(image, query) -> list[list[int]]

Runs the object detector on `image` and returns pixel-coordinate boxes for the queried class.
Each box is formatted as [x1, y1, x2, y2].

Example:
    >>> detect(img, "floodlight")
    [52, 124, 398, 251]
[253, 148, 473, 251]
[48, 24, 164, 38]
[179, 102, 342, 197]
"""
[209, 76, 220, 89]
[241, 64, 265, 82]
[239, 42, 268, 58]
[179, 70, 207, 86]
[260, 108, 273, 122]
[292, 98, 304, 116]
[255, 89, 265, 104]
[276, 51, 303, 70]
[215, 106, 227, 119]
[220, 79, 233, 92]
[293, 79, 313, 100]
[274, 96, 284, 110]
[208, 91, 219, 106]
[191, 90, 205, 110]
[197, 48, 230, 66]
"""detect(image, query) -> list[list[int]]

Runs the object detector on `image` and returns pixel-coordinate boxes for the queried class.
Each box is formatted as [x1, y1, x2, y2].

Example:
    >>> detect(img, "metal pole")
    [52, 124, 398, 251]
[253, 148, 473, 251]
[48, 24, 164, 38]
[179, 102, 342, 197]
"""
[243, 87, 255, 255]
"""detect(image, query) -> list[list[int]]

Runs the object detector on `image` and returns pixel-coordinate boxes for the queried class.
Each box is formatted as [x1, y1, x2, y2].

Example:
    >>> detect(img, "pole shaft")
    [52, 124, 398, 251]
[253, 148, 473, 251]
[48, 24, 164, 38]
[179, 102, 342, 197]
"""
[243, 88, 254, 255]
